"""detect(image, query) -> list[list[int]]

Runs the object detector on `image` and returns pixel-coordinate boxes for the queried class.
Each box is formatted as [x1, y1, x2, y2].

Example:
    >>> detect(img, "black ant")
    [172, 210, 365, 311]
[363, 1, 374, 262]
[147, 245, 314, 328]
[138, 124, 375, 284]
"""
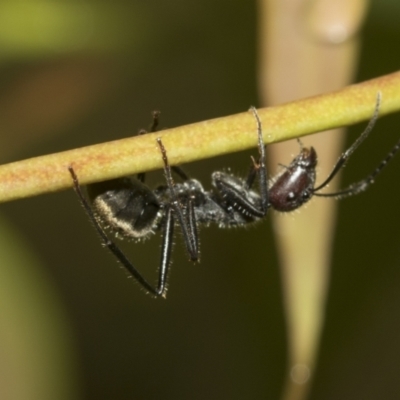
[69, 93, 400, 298]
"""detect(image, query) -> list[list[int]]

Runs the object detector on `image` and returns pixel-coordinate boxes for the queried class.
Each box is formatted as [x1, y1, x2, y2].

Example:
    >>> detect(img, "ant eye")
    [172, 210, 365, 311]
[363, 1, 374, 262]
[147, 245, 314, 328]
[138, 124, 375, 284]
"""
[286, 192, 295, 202]
[302, 191, 311, 200]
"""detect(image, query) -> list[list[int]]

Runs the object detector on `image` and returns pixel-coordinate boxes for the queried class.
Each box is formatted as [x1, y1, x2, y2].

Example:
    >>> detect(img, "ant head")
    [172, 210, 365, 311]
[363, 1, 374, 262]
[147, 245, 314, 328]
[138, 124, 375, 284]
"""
[268, 146, 317, 212]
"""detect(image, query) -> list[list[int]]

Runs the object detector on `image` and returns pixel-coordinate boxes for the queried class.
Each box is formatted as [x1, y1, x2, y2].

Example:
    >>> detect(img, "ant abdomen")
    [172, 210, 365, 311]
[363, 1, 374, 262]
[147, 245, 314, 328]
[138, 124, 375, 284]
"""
[88, 178, 160, 240]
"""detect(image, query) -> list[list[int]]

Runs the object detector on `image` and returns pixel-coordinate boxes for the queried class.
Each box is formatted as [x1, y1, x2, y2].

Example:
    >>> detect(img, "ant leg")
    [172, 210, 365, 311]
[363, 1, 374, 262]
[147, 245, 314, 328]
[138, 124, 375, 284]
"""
[249, 106, 268, 213]
[150, 110, 161, 132]
[68, 166, 173, 298]
[211, 107, 269, 219]
[137, 173, 146, 183]
[171, 166, 190, 181]
[182, 195, 199, 261]
[156, 138, 199, 261]
[244, 157, 258, 190]
[212, 107, 269, 218]
[314, 138, 400, 199]
[137, 111, 161, 183]
[313, 92, 381, 192]
[156, 205, 174, 296]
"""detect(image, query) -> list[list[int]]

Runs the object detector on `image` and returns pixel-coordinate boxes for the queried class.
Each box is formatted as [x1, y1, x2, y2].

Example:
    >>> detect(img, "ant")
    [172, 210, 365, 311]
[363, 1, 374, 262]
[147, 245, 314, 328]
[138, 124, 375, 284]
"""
[69, 93, 400, 298]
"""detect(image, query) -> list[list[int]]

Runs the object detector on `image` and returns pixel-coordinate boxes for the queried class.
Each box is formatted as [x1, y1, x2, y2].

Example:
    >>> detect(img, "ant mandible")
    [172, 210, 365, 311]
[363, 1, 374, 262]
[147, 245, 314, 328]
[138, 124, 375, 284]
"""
[69, 93, 400, 297]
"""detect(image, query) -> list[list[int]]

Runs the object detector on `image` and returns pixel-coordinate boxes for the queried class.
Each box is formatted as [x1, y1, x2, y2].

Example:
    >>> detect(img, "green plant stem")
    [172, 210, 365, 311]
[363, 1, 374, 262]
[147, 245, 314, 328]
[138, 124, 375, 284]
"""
[0, 71, 400, 204]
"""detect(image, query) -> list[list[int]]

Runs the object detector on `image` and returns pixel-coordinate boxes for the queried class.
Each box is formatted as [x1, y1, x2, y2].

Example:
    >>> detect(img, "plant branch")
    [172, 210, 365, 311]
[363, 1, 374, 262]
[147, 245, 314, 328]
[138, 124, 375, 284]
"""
[0, 71, 400, 204]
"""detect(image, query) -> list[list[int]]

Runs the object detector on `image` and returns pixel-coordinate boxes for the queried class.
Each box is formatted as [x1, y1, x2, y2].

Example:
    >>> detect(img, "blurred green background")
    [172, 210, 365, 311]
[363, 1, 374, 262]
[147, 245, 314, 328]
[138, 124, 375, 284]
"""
[1, 1, 400, 399]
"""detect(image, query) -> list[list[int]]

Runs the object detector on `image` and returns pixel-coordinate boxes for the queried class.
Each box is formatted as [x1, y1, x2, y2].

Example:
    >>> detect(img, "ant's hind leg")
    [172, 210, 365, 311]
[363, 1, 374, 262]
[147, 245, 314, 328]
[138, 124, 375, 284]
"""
[68, 165, 173, 298]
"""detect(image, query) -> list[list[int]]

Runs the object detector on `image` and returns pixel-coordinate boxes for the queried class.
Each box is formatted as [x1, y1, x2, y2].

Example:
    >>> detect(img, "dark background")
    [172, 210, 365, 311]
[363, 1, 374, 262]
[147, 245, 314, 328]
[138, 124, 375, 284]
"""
[1, 1, 400, 399]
